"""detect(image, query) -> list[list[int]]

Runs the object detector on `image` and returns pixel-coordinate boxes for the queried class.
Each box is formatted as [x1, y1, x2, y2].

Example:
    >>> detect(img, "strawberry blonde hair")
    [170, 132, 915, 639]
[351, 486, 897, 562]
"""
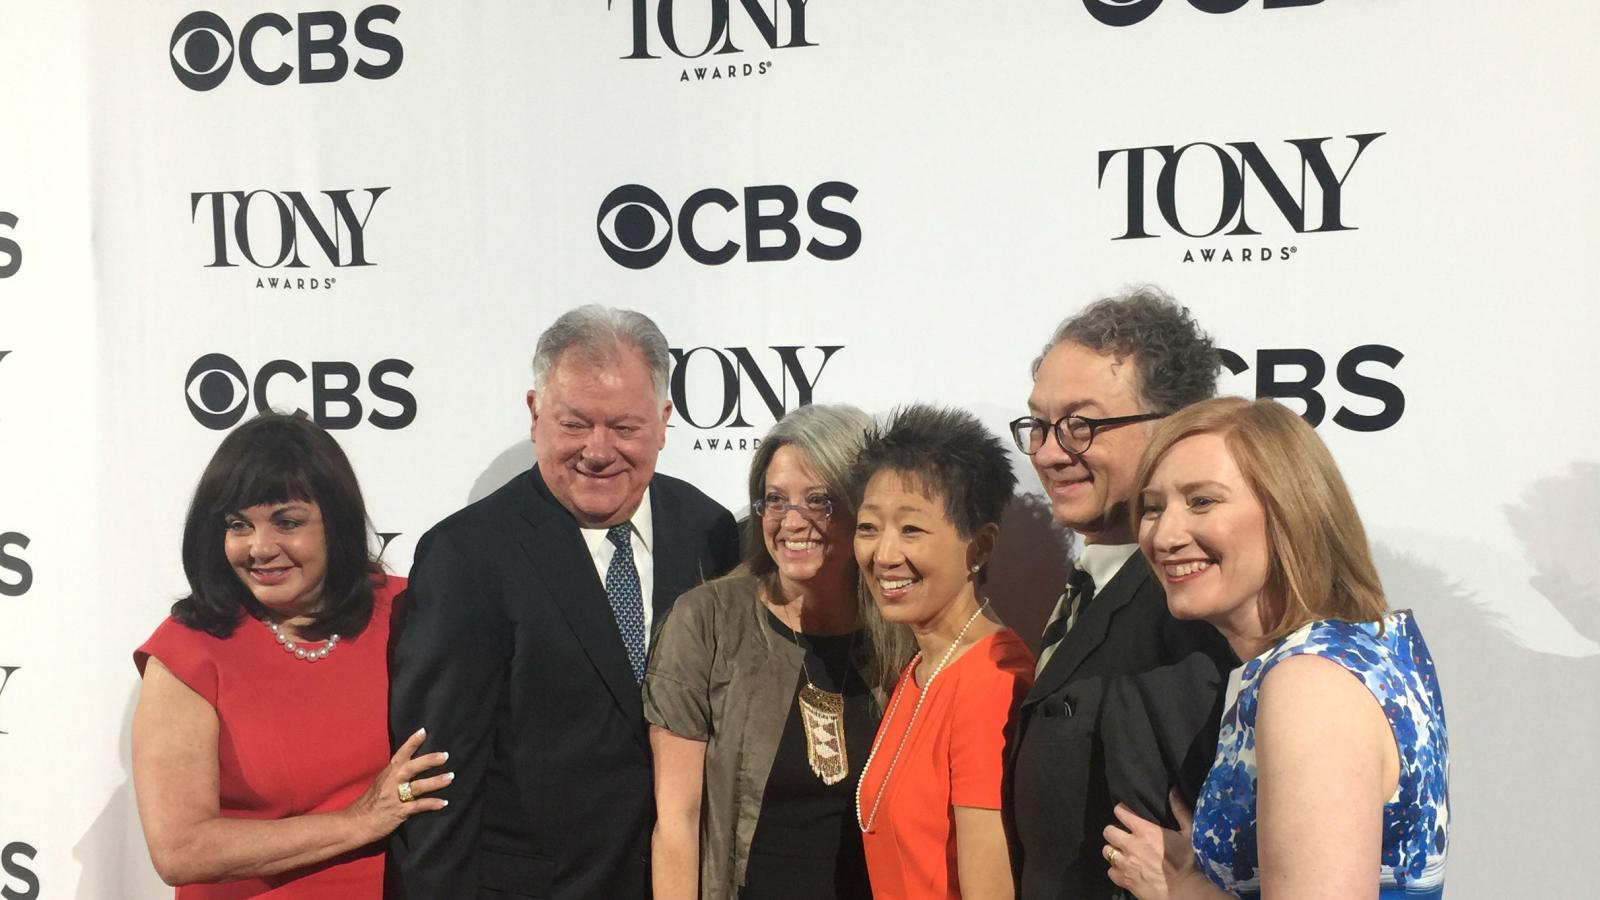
[1132, 397, 1388, 642]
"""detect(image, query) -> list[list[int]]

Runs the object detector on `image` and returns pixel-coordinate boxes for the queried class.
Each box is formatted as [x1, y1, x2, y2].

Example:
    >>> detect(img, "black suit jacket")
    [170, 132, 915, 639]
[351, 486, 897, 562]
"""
[389, 466, 740, 900]
[1004, 552, 1235, 900]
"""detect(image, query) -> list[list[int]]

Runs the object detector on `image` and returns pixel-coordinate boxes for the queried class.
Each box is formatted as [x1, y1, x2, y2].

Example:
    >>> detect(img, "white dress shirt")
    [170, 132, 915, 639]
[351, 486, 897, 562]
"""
[578, 486, 657, 648]
[1073, 542, 1140, 609]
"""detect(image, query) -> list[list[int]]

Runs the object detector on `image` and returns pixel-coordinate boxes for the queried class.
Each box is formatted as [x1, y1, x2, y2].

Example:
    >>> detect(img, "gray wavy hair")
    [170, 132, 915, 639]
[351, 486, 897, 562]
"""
[531, 305, 671, 404]
[740, 403, 916, 693]
[1031, 285, 1220, 415]
[743, 403, 875, 574]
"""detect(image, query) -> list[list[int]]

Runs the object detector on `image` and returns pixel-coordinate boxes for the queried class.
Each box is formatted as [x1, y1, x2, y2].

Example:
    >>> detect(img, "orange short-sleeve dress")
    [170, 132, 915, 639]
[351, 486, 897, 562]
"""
[857, 628, 1034, 899]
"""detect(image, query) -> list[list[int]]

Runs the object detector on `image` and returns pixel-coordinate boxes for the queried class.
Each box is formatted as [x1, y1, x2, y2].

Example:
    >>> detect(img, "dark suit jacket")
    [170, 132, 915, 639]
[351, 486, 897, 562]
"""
[389, 466, 740, 900]
[1004, 552, 1235, 900]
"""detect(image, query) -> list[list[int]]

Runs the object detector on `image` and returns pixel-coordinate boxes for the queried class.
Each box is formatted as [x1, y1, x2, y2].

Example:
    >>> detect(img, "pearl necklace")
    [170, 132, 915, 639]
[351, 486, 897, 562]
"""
[855, 599, 990, 833]
[262, 617, 340, 662]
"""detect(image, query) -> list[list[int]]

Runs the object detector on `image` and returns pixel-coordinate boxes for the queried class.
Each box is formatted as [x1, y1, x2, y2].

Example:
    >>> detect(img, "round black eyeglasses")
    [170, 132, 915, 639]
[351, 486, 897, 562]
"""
[1008, 412, 1164, 456]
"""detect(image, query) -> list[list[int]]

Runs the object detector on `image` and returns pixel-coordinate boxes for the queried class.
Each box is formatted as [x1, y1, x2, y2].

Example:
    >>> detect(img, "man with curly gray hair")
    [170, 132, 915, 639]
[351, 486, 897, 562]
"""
[1003, 286, 1237, 900]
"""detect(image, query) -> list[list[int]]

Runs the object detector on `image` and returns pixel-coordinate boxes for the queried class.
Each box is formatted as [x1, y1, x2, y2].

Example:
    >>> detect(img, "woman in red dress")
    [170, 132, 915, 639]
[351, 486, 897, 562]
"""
[132, 413, 448, 898]
[851, 405, 1036, 899]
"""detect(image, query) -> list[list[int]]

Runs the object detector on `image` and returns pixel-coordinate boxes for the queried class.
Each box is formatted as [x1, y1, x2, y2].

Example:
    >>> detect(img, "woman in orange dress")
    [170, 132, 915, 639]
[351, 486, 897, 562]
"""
[851, 405, 1035, 900]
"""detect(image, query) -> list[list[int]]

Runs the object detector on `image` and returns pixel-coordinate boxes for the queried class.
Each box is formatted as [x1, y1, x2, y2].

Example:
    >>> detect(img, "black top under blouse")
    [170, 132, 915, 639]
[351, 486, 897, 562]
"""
[740, 611, 875, 900]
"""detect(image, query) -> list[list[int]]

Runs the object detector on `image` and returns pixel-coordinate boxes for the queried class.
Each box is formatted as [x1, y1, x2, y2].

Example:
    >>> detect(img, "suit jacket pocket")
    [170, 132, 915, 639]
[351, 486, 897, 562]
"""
[1027, 681, 1100, 736]
[480, 849, 555, 898]
[1013, 707, 1095, 857]
[1035, 695, 1075, 722]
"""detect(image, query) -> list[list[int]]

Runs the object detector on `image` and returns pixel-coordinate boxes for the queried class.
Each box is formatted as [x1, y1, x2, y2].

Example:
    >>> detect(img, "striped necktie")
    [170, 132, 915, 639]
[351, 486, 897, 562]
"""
[1034, 565, 1096, 675]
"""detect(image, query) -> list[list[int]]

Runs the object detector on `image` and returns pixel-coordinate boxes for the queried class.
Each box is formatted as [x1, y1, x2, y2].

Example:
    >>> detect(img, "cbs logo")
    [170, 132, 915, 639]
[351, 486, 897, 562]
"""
[170, 5, 402, 91]
[185, 353, 417, 430]
[1083, 0, 1322, 27]
[1221, 345, 1404, 432]
[0, 212, 19, 279]
[0, 841, 38, 900]
[597, 182, 860, 269]
[0, 532, 30, 599]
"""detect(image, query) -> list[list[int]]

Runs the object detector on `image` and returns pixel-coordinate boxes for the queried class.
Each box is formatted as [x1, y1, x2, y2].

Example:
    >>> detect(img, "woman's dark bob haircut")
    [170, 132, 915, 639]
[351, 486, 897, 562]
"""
[851, 404, 1018, 540]
[173, 412, 382, 639]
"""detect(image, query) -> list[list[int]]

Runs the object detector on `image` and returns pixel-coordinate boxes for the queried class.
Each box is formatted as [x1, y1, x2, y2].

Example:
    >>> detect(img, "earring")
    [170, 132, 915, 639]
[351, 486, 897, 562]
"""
[970, 564, 982, 574]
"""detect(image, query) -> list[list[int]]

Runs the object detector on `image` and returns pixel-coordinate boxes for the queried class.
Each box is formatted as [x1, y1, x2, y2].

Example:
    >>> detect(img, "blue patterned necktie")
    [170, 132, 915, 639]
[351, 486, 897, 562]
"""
[605, 523, 648, 683]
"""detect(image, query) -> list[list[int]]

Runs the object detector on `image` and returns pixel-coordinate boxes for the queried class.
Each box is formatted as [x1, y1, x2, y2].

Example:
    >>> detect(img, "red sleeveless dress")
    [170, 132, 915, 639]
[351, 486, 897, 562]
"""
[134, 575, 403, 899]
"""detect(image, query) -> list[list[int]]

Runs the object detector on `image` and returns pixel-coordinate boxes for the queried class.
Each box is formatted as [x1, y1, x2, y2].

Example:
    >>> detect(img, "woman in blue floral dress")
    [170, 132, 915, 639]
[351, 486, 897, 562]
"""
[1101, 397, 1448, 900]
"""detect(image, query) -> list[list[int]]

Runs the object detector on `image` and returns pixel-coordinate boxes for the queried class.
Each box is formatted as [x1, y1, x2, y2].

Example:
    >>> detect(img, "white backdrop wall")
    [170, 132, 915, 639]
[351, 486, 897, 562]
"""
[2, 1, 1597, 897]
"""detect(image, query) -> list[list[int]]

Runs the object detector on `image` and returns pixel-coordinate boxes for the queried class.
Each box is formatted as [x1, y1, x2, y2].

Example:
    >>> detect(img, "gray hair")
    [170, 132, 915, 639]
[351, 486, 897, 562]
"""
[531, 304, 671, 405]
[1031, 285, 1220, 416]
[744, 403, 874, 558]
[738, 402, 915, 692]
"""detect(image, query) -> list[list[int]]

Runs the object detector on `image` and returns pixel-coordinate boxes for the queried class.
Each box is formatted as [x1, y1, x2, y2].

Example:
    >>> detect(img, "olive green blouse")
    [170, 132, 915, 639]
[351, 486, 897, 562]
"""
[642, 575, 883, 899]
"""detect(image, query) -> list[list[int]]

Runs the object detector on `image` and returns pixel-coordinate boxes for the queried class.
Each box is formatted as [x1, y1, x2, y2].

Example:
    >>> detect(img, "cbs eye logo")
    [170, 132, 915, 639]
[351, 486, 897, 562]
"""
[186, 353, 249, 427]
[597, 185, 676, 269]
[185, 352, 417, 430]
[170, 6, 403, 91]
[597, 182, 860, 269]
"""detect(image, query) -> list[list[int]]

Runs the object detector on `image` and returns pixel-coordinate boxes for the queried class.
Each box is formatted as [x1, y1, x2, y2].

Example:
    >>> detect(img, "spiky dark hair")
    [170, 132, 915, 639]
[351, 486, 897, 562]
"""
[851, 404, 1017, 536]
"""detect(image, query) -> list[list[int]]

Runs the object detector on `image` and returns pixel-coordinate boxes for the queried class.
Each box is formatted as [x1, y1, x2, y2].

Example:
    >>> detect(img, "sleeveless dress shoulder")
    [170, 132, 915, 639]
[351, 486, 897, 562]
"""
[1191, 610, 1449, 900]
[134, 574, 404, 899]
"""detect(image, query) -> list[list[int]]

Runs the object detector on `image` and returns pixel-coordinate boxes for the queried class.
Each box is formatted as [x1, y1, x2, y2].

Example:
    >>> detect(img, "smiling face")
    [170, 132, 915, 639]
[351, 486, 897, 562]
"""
[1138, 432, 1273, 640]
[224, 500, 328, 618]
[760, 444, 856, 600]
[528, 345, 671, 528]
[855, 470, 989, 631]
[1028, 341, 1153, 544]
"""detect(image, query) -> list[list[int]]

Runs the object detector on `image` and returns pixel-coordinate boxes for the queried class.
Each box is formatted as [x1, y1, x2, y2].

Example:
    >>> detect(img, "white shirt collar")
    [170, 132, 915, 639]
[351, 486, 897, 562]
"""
[631, 486, 654, 553]
[579, 485, 654, 552]
[576, 486, 657, 647]
[1076, 541, 1138, 590]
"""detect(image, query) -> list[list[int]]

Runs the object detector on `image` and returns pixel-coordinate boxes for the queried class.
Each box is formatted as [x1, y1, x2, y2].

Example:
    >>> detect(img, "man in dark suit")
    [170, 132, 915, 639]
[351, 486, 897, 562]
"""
[1004, 287, 1236, 899]
[389, 305, 740, 899]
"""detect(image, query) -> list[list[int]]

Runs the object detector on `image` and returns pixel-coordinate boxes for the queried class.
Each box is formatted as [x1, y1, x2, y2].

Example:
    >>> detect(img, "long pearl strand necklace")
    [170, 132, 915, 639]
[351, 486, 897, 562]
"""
[855, 598, 990, 833]
[262, 617, 341, 662]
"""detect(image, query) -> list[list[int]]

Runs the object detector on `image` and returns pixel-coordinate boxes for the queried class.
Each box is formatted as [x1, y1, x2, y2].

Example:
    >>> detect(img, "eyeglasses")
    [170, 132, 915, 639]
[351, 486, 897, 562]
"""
[751, 493, 834, 521]
[1008, 412, 1164, 457]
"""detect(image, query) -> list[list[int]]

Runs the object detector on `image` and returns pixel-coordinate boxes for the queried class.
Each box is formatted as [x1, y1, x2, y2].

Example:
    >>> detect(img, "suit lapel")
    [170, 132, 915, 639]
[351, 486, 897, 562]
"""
[1024, 552, 1155, 706]
[649, 482, 697, 631]
[513, 468, 645, 733]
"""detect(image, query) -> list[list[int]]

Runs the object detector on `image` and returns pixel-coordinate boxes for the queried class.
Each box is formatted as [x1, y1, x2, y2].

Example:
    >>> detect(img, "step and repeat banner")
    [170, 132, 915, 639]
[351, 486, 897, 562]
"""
[3, 1, 1598, 897]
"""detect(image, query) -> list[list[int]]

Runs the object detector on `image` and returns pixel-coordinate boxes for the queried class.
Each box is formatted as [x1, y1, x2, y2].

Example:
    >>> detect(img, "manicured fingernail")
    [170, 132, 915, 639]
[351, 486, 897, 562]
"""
[416, 726, 427, 737]
[440, 751, 450, 761]
[445, 772, 456, 781]
[440, 799, 449, 807]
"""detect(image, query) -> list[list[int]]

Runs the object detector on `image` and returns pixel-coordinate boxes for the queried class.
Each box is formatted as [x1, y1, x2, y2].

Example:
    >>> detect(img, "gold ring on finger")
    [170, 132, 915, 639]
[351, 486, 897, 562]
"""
[398, 781, 414, 803]
[1105, 846, 1120, 865]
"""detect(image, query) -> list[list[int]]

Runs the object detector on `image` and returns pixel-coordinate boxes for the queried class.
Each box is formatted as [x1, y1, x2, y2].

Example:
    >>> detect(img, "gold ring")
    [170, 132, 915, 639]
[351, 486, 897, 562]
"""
[398, 781, 414, 803]
[1106, 846, 1120, 865]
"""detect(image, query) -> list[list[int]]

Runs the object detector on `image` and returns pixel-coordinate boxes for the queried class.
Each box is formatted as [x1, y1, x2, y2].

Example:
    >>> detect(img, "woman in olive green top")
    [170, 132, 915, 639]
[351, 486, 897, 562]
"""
[645, 404, 912, 900]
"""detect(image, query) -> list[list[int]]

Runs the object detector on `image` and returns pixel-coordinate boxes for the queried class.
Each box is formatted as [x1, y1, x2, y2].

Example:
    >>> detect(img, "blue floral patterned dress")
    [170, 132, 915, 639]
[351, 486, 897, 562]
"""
[1191, 611, 1448, 899]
